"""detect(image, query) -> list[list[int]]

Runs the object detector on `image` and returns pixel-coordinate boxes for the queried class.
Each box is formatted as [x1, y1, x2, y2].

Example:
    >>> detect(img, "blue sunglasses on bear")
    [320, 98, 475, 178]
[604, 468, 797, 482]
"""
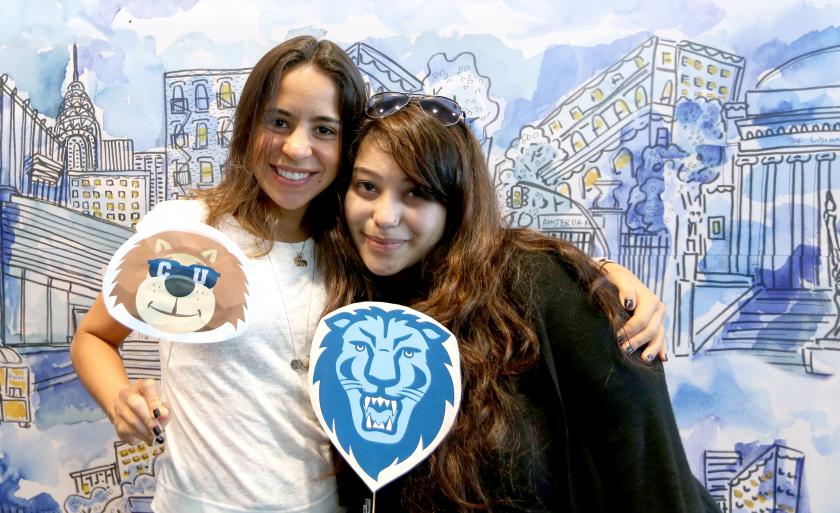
[147, 258, 220, 289]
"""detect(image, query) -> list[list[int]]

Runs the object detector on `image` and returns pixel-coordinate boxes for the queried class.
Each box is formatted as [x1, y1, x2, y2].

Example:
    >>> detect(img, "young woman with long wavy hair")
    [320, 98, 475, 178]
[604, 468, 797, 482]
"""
[324, 96, 719, 512]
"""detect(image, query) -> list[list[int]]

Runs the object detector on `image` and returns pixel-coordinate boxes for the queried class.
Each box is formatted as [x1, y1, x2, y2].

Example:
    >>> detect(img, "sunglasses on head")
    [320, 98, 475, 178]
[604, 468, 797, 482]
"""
[365, 92, 465, 126]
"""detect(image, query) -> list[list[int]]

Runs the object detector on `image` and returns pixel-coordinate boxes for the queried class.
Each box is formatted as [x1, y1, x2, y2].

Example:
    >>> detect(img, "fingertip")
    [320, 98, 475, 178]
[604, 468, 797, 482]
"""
[623, 297, 635, 310]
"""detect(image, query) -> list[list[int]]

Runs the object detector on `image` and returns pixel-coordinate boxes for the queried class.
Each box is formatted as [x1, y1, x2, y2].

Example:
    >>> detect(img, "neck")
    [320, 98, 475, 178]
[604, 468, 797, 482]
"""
[371, 265, 427, 304]
[265, 204, 309, 243]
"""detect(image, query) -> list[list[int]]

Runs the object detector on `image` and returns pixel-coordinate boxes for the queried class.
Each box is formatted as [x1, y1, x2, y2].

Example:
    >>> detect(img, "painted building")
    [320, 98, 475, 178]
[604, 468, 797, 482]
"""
[163, 68, 249, 199]
[676, 41, 744, 102]
[54, 46, 101, 178]
[494, 36, 745, 296]
[69, 463, 119, 496]
[0, 74, 63, 203]
[705, 450, 743, 512]
[1, 194, 133, 347]
[134, 151, 166, 209]
[345, 42, 423, 95]
[729, 445, 804, 513]
[0, 347, 31, 427]
[68, 170, 150, 228]
[114, 440, 165, 483]
[680, 47, 840, 371]
[162, 43, 423, 200]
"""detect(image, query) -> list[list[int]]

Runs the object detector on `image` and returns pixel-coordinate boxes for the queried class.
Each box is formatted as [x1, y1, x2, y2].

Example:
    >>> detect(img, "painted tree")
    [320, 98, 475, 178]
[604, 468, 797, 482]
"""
[626, 98, 725, 240]
[422, 52, 500, 146]
[496, 124, 567, 211]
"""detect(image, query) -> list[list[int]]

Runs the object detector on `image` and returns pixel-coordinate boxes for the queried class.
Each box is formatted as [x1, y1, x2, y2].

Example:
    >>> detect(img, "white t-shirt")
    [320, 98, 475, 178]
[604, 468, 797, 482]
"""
[138, 200, 340, 513]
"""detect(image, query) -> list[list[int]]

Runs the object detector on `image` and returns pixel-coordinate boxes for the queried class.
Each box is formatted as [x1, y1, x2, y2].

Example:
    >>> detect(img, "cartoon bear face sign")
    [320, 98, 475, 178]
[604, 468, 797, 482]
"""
[309, 302, 462, 492]
[102, 223, 250, 342]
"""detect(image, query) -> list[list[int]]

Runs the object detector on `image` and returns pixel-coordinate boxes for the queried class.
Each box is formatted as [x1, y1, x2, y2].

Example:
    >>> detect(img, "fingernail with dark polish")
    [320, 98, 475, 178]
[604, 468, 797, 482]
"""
[646, 353, 657, 363]
[624, 298, 635, 310]
[153, 408, 161, 419]
[153, 425, 162, 436]
[624, 344, 636, 355]
[663, 354, 669, 362]
[155, 435, 165, 444]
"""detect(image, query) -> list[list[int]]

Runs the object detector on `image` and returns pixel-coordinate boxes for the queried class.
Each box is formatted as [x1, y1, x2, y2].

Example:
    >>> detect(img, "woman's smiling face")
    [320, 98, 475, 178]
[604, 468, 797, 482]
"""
[253, 65, 341, 220]
[344, 138, 447, 277]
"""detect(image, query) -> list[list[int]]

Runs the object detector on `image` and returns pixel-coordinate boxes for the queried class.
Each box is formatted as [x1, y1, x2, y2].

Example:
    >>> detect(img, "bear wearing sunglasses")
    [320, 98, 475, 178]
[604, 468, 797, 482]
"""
[110, 231, 248, 334]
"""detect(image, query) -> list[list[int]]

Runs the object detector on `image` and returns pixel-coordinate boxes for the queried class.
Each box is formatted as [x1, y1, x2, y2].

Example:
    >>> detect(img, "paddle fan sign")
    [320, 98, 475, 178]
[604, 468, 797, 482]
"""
[309, 302, 462, 492]
[102, 222, 251, 343]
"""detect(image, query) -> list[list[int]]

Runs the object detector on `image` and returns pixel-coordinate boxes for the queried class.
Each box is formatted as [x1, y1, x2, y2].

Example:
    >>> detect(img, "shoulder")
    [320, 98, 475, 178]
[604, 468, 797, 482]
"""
[136, 200, 209, 231]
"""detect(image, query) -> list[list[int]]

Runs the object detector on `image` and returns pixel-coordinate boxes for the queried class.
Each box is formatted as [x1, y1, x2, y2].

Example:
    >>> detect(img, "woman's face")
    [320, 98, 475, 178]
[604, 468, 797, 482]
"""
[345, 138, 447, 277]
[253, 65, 341, 220]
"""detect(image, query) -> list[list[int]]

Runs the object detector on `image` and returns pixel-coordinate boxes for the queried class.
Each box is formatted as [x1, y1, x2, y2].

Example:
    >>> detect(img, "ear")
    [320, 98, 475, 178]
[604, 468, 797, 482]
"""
[419, 322, 449, 345]
[201, 249, 218, 264]
[326, 312, 355, 331]
[155, 239, 172, 254]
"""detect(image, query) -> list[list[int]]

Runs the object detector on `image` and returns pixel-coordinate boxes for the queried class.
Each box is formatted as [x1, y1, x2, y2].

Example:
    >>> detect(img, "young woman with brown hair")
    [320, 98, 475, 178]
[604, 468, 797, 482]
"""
[71, 35, 366, 512]
[325, 96, 719, 512]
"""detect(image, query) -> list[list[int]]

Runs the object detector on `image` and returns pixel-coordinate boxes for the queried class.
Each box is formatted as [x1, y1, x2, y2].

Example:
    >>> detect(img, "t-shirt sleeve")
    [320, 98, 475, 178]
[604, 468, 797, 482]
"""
[528, 252, 717, 512]
[135, 200, 208, 233]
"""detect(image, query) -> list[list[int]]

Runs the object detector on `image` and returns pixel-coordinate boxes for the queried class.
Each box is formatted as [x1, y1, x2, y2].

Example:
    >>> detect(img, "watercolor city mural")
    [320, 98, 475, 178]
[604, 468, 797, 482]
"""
[2, 1, 840, 511]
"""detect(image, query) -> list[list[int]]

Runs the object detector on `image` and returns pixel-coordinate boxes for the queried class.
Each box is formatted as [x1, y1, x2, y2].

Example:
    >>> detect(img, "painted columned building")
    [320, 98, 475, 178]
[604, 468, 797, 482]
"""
[732, 77, 840, 291]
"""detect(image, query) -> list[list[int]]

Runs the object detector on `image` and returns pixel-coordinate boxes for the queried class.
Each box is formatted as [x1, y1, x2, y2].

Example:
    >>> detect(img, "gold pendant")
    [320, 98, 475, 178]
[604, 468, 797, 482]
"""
[294, 254, 308, 267]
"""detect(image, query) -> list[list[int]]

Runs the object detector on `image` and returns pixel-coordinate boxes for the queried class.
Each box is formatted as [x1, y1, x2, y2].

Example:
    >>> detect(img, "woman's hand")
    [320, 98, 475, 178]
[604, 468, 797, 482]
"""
[600, 261, 667, 362]
[108, 379, 170, 446]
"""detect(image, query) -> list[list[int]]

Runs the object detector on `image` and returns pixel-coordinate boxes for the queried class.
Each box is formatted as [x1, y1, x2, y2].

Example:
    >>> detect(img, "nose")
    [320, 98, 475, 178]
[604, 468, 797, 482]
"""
[367, 350, 398, 386]
[282, 126, 312, 160]
[165, 275, 195, 297]
[373, 194, 401, 229]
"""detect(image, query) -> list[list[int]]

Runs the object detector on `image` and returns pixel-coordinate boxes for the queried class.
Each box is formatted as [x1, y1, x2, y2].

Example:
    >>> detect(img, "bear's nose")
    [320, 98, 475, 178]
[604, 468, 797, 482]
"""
[165, 275, 195, 297]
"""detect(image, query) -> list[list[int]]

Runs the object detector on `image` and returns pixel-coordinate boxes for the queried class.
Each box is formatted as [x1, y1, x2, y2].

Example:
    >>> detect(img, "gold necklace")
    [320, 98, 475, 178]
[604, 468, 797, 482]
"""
[292, 240, 308, 267]
[267, 245, 315, 372]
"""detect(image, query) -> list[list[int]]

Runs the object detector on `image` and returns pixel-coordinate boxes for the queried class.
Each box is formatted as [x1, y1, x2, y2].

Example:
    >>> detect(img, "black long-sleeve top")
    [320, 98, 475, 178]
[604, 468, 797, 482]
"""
[338, 250, 720, 512]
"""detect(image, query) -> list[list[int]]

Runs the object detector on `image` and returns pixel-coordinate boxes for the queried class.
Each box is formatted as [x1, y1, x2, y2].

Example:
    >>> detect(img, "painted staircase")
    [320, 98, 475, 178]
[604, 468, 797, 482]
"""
[707, 288, 835, 372]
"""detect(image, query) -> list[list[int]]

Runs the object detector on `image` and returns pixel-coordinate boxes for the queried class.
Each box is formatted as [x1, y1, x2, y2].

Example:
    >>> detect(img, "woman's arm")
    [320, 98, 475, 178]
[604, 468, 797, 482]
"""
[531, 255, 718, 512]
[597, 260, 667, 362]
[70, 294, 169, 445]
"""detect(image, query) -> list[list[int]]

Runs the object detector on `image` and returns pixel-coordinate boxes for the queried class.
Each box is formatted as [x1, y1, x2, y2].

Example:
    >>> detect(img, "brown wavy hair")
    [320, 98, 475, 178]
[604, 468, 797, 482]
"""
[321, 102, 626, 511]
[196, 36, 366, 254]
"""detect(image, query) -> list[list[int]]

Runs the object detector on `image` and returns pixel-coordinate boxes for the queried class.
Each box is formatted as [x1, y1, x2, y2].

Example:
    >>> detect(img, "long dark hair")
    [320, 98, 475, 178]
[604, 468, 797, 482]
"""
[322, 102, 626, 511]
[197, 35, 366, 254]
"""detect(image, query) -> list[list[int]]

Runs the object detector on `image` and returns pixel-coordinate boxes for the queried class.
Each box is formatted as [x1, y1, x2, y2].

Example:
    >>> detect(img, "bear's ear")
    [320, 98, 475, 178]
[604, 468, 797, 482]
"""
[201, 249, 218, 264]
[326, 312, 355, 330]
[154, 238, 173, 254]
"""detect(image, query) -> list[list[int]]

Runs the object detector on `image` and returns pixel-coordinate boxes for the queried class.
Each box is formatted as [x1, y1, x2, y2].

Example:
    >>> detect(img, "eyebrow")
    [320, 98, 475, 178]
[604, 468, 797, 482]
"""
[267, 108, 340, 125]
[352, 166, 379, 177]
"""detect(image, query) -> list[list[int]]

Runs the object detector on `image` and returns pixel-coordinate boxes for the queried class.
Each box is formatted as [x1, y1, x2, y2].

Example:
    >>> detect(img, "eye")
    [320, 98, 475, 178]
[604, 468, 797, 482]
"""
[265, 117, 289, 131]
[354, 343, 366, 352]
[402, 349, 416, 358]
[406, 186, 434, 200]
[315, 125, 338, 137]
[355, 181, 377, 194]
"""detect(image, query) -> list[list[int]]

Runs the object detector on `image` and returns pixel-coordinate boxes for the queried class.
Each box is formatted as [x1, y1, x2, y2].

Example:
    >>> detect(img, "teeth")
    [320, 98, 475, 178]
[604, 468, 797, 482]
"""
[391, 401, 397, 413]
[386, 418, 393, 431]
[366, 414, 372, 429]
[374, 421, 384, 429]
[275, 167, 309, 181]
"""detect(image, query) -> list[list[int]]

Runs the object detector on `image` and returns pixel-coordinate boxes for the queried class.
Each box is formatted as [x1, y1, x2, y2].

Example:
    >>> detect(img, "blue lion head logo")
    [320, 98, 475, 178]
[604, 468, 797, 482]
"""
[312, 305, 456, 481]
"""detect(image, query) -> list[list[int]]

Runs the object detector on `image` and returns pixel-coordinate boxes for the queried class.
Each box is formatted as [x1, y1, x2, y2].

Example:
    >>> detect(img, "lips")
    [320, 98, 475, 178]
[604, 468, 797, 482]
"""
[364, 233, 407, 252]
[271, 164, 317, 183]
